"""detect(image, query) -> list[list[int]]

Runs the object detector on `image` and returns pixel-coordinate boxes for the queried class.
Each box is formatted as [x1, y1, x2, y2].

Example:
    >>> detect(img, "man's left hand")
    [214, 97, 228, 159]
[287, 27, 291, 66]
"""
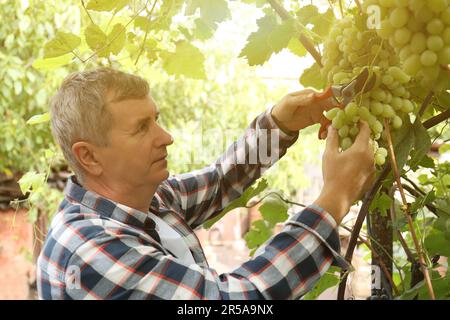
[271, 89, 335, 134]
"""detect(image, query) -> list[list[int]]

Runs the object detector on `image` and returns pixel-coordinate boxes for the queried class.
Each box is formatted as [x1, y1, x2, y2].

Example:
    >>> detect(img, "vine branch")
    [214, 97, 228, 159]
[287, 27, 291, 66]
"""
[384, 119, 435, 300]
[267, 0, 323, 67]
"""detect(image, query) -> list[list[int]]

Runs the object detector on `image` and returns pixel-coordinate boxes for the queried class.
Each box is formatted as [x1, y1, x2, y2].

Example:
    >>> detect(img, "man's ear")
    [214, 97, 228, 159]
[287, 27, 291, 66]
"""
[72, 142, 103, 177]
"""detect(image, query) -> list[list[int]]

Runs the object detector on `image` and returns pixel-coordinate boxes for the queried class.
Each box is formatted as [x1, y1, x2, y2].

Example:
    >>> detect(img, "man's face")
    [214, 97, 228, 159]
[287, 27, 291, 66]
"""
[96, 95, 173, 188]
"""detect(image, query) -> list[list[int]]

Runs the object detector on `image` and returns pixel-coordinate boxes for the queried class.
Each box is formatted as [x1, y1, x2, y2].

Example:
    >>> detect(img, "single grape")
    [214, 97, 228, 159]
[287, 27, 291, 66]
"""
[394, 28, 412, 46]
[391, 96, 403, 110]
[375, 153, 386, 165]
[341, 137, 353, 150]
[382, 104, 396, 118]
[349, 125, 359, 137]
[359, 106, 372, 121]
[403, 54, 421, 76]
[370, 101, 384, 115]
[420, 50, 438, 66]
[427, 35, 444, 51]
[377, 147, 388, 157]
[392, 115, 403, 129]
[345, 102, 359, 118]
[410, 33, 427, 54]
[427, 18, 445, 35]
[389, 7, 410, 28]
[339, 125, 349, 138]
[325, 107, 341, 120]
[401, 99, 414, 113]
[371, 120, 383, 134]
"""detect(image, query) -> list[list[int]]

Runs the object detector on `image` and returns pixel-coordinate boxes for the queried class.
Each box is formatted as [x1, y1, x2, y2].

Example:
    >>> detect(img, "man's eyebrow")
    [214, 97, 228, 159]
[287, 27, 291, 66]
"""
[134, 112, 159, 129]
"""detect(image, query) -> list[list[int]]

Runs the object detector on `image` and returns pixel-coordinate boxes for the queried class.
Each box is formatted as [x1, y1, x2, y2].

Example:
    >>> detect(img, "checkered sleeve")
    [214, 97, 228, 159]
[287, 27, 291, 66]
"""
[156, 106, 299, 229]
[64, 206, 350, 300]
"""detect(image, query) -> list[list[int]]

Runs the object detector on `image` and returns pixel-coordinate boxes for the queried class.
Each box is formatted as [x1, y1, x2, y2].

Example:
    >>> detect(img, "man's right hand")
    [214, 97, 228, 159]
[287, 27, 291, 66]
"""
[314, 121, 376, 224]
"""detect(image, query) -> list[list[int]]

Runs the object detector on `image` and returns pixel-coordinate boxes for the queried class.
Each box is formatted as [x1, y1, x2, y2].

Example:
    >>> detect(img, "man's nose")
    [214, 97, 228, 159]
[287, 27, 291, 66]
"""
[161, 127, 174, 146]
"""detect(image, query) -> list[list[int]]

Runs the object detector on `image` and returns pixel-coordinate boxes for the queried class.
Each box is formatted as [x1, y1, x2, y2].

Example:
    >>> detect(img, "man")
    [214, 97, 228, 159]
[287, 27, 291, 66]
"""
[37, 68, 375, 300]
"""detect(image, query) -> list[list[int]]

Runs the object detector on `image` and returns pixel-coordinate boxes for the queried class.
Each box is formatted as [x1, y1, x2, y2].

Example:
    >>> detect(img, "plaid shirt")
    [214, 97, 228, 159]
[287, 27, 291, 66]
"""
[37, 106, 350, 300]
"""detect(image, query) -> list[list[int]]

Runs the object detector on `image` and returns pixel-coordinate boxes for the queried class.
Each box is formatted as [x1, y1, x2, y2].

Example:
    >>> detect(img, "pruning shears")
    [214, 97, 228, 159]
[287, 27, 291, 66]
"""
[316, 68, 377, 140]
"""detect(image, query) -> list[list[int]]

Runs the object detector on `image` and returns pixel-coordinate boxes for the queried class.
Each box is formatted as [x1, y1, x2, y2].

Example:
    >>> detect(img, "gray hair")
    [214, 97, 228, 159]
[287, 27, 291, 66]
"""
[50, 68, 150, 183]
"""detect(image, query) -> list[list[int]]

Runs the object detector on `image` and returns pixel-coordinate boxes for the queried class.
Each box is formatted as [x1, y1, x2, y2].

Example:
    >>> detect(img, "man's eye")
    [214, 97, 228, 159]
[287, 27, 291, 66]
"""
[138, 123, 149, 133]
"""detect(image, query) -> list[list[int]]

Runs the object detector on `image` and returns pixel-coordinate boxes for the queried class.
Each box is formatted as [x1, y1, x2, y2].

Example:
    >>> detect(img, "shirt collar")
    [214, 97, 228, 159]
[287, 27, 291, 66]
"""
[64, 175, 159, 231]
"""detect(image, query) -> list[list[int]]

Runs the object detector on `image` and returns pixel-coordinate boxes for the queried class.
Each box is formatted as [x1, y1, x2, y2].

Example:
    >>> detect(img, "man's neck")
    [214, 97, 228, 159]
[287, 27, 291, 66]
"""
[80, 176, 157, 213]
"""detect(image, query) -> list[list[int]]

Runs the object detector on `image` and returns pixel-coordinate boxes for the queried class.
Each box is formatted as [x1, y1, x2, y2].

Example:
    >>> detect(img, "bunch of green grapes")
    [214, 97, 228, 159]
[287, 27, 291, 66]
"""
[364, 0, 450, 92]
[321, 17, 414, 165]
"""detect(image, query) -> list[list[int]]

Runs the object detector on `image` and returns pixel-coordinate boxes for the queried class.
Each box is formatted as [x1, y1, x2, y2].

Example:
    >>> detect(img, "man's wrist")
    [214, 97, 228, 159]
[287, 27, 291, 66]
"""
[270, 107, 300, 135]
[313, 187, 352, 225]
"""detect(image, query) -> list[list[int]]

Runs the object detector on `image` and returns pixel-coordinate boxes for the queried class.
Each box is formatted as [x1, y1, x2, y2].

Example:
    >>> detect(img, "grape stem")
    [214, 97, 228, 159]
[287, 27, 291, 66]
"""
[267, 0, 323, 67]
[384, 118, 435, 300]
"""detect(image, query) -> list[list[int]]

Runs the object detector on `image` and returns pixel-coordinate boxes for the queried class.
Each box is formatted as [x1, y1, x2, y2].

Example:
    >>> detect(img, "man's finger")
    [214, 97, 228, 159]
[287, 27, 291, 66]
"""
[353, 121, 371, 147]
[325, 126, 339, 155]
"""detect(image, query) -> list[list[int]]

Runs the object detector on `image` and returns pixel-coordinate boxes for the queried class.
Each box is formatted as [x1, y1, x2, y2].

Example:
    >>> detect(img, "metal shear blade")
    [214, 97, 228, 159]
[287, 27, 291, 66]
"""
[332, 68, 376, 106]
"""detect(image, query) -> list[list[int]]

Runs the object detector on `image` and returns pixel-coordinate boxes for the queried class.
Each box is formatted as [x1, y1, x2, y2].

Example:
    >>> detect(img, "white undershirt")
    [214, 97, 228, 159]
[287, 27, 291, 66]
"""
[147, 211, 196, 265]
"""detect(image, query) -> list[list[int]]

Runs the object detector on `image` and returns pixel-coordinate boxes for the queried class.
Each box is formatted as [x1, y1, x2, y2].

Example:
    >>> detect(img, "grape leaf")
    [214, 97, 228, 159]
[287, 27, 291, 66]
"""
[203, 178, 269, 229]
[244, 220, 272, 252]
[44, 32, 81, 58]
[408, 120, 432, 169]
[108, 23, 126, 55]
[85, 23, 108, 57]
[410, 190, 436, 214]
[296, 5, 319, 25]
[287, 38, 307, 57]
[302, 266, 340, 300]
[192, 18, 214, 40]
[392, 116, 414, 171]
[161, 41, 206, 79]
[32, 54, 73, 71]
[27, 112, 51, 125]
[18, 171, 46, 194]
[134, 16, 152, 32]
[86, 0, 128, 12]
[425, 228, 450, 257]
[369, 192, 392, 217]
[310, 9, 335, 38]
[258, 194, 288, 227]
[239, 16, 298, 66]
[188, 0, 230, 27]
[299, 63, 325, 89]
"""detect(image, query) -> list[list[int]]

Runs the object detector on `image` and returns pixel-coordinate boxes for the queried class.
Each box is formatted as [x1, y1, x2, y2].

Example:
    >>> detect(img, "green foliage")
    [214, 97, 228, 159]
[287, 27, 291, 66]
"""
[302, 267, 340, 300]
[299, 63, 325, 90]
[203, 178, 268, 229]
[44, 31, 81, 58]
[161, 41, 206, 79]
[239, 15, 299, 65]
